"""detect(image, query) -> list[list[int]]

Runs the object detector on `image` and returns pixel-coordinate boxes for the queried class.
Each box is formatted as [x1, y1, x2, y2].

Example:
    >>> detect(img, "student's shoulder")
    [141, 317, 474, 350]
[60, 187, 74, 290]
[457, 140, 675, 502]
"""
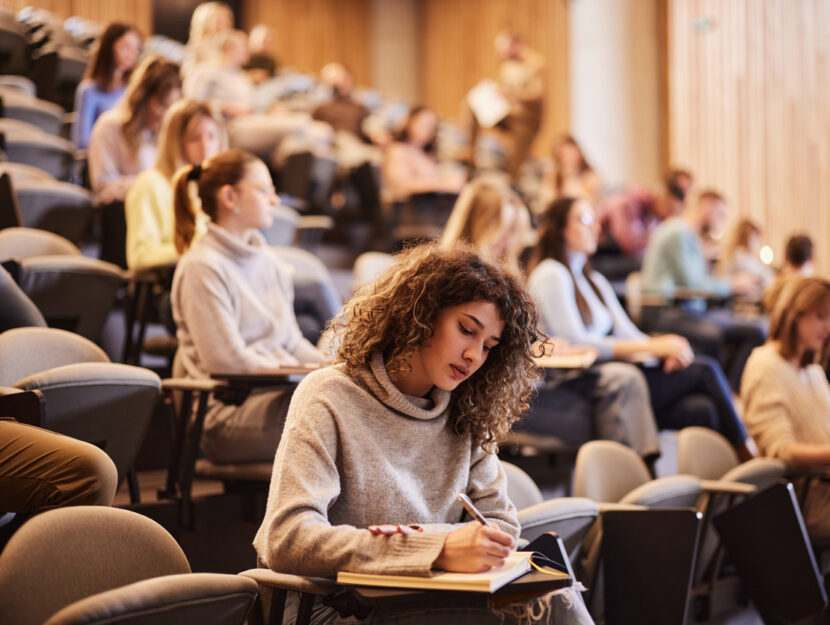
[530, 258, 570, 282]
[294, 365, 362, 399]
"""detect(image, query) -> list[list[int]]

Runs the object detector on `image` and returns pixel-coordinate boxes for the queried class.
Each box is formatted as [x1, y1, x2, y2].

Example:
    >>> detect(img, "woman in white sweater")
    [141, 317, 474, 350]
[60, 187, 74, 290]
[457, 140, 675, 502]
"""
[527, 196, 751, 459]
[255, 244, 593, 624]
[742, 276, 830, 539]
[171, 149, 327, 463]
[125, 98, 223, 271]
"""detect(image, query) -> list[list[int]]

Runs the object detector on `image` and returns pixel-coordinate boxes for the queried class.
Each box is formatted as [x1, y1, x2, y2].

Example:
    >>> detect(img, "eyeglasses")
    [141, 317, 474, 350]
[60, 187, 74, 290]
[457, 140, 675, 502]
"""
[576, 212, 595, 227]
[234, 183, 278, 198]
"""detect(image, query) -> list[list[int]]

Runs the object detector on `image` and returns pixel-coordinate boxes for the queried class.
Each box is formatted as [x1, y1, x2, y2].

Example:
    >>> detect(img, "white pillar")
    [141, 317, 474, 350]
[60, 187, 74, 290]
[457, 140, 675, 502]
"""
[569, 0, 662, 189]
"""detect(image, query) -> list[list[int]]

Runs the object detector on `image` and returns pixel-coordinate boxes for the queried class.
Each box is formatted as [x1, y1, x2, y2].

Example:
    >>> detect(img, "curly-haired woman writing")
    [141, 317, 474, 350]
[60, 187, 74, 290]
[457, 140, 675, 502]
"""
[254, 245, 593, 624]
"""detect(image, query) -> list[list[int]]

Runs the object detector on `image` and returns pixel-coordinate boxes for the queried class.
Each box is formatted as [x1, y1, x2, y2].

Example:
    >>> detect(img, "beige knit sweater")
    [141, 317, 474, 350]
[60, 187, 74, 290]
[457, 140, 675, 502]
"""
[741, 342, 830, 463]
[253, 352, 519, 578]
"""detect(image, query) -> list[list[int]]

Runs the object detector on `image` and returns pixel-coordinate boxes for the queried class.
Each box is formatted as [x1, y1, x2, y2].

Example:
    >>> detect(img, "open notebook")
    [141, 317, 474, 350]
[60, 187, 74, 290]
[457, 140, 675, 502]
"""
[338, 551, 558, 593]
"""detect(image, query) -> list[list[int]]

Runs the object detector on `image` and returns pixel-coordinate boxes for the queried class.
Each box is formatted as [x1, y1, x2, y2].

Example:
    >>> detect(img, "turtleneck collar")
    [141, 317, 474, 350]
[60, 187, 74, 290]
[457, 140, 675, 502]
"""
[350, 352, 451, 421]
[567, 250, 587, 274]
[205, 222, 267, 261]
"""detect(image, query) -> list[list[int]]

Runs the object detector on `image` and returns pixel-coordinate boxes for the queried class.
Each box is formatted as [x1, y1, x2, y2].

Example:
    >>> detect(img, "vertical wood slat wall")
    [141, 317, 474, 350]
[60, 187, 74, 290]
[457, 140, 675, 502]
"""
[6, 0, 151, 39]
[667, 0, 830, 276]
[421, 0, 570, 157]
[242, 0, 372, 89]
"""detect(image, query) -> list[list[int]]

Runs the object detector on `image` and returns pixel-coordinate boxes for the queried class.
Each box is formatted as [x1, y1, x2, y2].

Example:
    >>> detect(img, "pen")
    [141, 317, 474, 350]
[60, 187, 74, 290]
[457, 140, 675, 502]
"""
[456, 492, 489, 526]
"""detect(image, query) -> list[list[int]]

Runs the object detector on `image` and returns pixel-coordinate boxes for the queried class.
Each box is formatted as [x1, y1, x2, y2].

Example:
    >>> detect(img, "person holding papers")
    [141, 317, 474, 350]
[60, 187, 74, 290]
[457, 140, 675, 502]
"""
[171, 149, 327, 464]
[527, 196, 751, 459]
[254, 245, 594, 624]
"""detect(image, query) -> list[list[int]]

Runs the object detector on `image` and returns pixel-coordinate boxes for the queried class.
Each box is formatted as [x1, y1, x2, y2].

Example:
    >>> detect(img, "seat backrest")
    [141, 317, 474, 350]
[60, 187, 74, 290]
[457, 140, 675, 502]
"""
[0, 264, 46, 331]
[0, 506, 191, 625]
[5, 134, 75, 180]
[0, 160, 55, 183]
[42, 573, 258, 625]
[353, 251, 396, 290]
[259, 205, 298, 246]
[14, 361, 161, 483]
[677, 426, 739, 480]
[15, 180, 94, 242]
[19, 256, 123, 343]
[500, 460, 544, 509]
[0, 226, 79, 259]
[0, 326, 109, 385]
[573, 440, 652, 503]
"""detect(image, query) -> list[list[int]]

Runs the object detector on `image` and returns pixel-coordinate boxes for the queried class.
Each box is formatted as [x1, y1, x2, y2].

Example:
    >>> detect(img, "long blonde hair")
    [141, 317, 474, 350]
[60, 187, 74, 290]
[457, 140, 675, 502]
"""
[440, 179, 531, 270]
[154, 99, 225, 179]
[119, 55, 181, 149]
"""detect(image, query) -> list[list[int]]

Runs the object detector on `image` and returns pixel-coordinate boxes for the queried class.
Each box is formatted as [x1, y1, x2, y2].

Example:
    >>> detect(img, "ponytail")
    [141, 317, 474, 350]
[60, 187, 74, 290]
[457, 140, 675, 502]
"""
[173, 164, 199, 254]
[173, 148, 261, 254]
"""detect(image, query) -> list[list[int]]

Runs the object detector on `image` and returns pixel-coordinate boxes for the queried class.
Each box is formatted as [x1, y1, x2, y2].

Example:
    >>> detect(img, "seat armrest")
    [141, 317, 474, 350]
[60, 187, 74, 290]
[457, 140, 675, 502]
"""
[0, 387, 44, 426]
[597, 502, 647, 513]
[239, 568, 337, 596]
[297, 215, 334, 231]
[699, 479, 756, 495]
[162, 377, 222, 393]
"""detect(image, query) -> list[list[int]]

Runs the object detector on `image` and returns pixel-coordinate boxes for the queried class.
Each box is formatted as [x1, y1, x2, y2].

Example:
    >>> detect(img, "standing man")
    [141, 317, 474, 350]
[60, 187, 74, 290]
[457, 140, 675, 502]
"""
[469, 32, 545, 183]
[496, 32, 545, 182]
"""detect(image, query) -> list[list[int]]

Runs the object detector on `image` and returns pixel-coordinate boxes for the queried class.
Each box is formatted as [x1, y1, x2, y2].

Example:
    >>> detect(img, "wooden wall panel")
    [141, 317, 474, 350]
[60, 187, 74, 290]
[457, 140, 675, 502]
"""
[667, 0, 830, 276]
[421, 0, 569, 157]
[7, 0, 151, 37]
[242, 0, 372, 88]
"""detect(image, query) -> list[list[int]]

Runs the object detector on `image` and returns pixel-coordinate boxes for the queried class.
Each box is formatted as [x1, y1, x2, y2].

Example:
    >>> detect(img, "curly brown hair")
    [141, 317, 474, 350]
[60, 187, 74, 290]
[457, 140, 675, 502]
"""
[332, 244, 543, 453]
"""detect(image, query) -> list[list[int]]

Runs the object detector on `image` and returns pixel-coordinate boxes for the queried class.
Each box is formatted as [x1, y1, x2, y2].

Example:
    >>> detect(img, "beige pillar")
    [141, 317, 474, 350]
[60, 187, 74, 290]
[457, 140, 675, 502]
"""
[371, 0, 420, 102]
[570, 0, 662, 188]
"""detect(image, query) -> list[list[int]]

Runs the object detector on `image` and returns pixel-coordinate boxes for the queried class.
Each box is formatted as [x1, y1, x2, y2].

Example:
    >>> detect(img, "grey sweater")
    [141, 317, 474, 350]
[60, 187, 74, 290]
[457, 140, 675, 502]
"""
[171, 223, 324, 382]
[253, 352, 519, 578]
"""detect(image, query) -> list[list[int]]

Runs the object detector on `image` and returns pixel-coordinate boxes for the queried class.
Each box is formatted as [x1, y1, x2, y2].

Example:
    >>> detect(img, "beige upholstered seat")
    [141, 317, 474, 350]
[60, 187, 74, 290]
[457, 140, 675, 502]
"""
[0, 506, 257, 625]
[0, 327, 161, 491]
[501, 460, 599, 557]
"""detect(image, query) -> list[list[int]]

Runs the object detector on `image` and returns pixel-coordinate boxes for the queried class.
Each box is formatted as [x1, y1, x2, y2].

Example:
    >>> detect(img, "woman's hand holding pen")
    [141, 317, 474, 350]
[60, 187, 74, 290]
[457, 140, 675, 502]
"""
[433, 522, 515, 573]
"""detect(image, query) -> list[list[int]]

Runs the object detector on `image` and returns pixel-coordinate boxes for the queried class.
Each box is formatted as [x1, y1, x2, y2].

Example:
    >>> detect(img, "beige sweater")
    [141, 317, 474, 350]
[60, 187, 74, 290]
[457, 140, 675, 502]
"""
[253, 352, 519, 578]
[741, 342, 830, 463]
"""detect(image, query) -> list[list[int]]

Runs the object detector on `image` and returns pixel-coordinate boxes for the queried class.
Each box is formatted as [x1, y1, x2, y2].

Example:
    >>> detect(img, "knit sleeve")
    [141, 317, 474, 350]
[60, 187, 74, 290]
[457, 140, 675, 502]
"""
[461, 446, 520, 539]
[741, 351, 797, 462]
[254, 377, 449, 578]
[528, 260, 617, 360]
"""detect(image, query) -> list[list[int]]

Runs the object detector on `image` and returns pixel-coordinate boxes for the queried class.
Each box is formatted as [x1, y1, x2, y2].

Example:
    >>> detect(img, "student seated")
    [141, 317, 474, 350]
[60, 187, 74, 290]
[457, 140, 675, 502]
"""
[441, 180, 660, 459]
[742, 277, 830, 540]
[72, 22, 141, 149]
[0, 420, 117, 517]
[640, 189, 766, 391]
[254, 245, 594, 624]
[125, 98, 224, 271]
[763, 234, 815, 312]
[88, 55, 182, 204]
[528, 197, 752, 459]
[171, 149, 327, 463]
[382, 106, 464, 202]
[183, 29, 254, 119]
[718, 218, 773, 292]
